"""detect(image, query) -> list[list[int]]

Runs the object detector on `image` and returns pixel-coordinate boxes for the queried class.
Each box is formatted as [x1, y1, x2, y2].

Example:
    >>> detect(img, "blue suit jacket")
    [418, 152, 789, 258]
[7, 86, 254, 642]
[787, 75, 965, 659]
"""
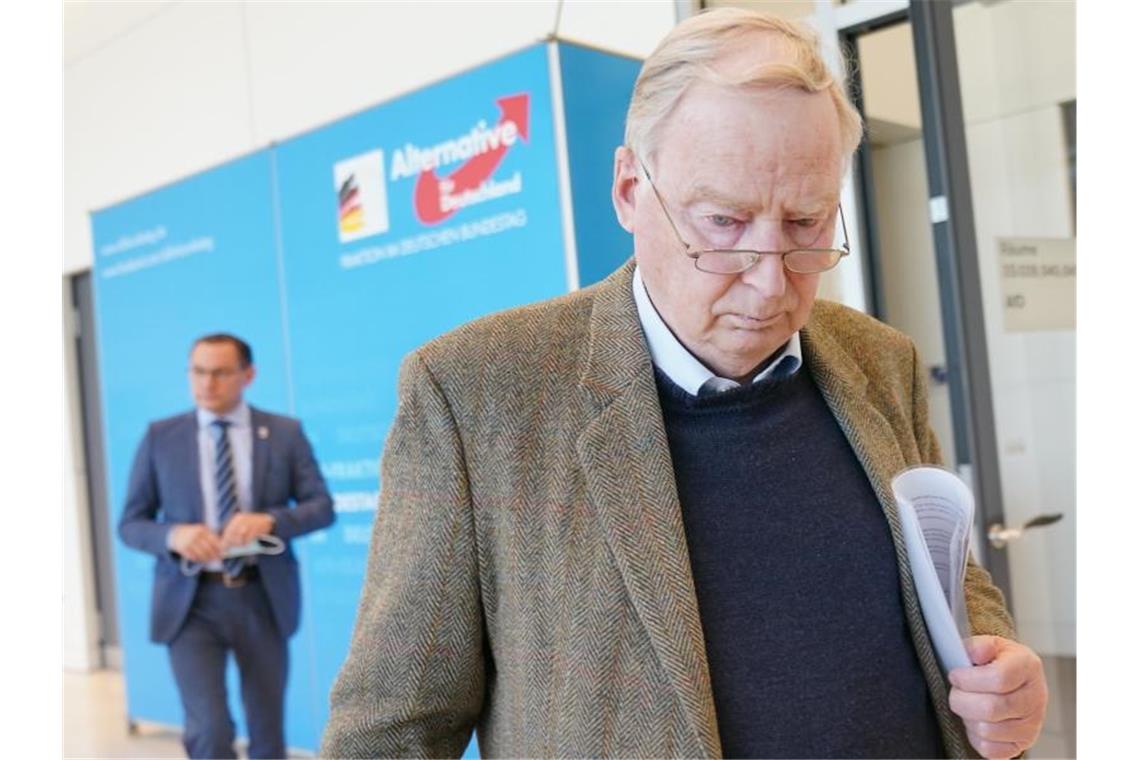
[118, 406, 336, 643]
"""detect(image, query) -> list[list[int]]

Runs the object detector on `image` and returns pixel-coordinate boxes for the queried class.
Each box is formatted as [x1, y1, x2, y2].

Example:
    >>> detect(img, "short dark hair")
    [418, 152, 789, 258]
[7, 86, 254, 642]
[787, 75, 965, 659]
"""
[192, 333, 253, 368]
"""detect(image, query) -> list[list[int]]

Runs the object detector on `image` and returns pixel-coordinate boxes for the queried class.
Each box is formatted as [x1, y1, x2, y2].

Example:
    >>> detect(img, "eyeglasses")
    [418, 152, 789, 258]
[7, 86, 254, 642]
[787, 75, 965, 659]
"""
[189, 367, 242, 381]
[637, 156, 850, 275]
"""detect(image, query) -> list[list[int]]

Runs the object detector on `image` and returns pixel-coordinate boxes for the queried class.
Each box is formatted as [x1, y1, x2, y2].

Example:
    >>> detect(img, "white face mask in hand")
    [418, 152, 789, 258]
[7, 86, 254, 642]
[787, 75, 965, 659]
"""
[180, 534, 286, 576]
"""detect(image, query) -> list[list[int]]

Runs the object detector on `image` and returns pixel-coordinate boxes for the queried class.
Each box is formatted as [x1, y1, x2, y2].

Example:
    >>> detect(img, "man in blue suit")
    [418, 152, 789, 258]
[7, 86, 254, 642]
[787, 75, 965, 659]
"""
[119, 333, 335, 759]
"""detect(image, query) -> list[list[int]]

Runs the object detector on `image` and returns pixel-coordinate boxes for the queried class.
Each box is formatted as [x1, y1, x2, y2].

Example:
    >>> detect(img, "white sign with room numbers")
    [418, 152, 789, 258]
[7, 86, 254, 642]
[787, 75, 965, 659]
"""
[997, 237, 1075, 332]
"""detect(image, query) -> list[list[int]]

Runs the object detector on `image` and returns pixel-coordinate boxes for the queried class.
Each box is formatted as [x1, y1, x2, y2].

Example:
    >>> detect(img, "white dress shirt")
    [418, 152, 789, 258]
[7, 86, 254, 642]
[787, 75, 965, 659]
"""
[632, 266, 802, 397]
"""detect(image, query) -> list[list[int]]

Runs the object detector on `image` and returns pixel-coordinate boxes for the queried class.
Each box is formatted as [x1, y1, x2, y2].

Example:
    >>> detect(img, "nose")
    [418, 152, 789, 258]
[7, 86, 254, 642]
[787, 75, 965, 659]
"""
[737, 222, 788, 298]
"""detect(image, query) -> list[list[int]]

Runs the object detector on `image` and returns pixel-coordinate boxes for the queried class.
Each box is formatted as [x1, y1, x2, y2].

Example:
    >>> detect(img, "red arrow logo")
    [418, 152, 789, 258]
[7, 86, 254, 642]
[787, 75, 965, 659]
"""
[413, 93, 530, 225]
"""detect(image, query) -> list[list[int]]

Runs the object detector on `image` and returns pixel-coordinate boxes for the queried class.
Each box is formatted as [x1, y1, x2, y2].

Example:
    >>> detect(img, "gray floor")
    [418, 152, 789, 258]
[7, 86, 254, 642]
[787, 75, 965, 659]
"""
[62, 669, 313, 759]
[1030, 655, 1077, 759]
[64, 669, 184, 759]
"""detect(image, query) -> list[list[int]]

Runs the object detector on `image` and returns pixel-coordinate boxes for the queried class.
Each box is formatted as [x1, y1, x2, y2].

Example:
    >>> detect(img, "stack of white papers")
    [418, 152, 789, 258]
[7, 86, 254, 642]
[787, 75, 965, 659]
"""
[891, 466, 975, 673]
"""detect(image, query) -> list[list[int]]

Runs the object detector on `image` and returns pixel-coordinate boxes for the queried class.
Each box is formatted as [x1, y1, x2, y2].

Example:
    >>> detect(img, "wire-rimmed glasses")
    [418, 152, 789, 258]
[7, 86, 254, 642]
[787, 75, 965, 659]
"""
[637, 156, 850, 275]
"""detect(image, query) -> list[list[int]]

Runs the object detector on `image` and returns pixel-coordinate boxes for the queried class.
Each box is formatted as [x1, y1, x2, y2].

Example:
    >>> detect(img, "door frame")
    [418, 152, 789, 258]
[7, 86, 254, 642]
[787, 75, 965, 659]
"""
[70, 270, 121, 666]
[838, 2, 1013, 602]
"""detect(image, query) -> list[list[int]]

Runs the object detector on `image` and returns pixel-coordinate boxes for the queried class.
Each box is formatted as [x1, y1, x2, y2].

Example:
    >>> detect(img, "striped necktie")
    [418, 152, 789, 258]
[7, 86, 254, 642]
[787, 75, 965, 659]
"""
[209, 419, 246, 578]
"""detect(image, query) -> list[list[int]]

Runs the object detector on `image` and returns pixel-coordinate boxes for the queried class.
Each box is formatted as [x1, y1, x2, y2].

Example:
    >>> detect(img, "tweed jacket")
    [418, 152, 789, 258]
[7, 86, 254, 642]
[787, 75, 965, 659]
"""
[321, 260, 1014, 759]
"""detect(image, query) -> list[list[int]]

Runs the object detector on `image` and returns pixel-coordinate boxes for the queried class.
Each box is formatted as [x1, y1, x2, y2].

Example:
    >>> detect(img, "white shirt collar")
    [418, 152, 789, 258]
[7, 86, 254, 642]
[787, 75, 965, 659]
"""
[196, 401, 251, 430]
[632, 265, 802, 397]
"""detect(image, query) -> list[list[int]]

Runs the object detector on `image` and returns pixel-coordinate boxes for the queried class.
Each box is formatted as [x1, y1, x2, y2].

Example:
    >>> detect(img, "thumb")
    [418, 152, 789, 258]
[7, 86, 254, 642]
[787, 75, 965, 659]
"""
[962, 634, 1001, 666]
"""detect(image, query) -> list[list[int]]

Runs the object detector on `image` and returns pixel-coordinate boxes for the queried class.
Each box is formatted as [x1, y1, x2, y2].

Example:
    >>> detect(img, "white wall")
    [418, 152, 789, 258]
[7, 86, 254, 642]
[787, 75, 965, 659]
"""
[62, 0, 680, 671]
[858, 21, 921, 132]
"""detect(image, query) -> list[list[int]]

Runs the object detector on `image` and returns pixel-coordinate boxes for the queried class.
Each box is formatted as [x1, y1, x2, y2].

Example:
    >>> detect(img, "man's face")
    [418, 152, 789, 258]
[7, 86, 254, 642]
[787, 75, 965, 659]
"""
[189, 341, 254, 414]
[613, 76, 845, 381]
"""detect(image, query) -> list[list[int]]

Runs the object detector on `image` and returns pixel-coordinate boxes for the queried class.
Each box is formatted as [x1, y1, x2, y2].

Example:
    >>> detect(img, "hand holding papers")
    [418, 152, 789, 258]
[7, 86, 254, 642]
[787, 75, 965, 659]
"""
[891, 466, 974, 673]
[894, 467, 1050, 757]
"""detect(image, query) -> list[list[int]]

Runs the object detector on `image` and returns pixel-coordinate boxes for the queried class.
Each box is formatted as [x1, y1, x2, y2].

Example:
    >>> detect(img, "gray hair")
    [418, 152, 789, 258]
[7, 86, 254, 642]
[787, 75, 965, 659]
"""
[625, 7, 863, 161]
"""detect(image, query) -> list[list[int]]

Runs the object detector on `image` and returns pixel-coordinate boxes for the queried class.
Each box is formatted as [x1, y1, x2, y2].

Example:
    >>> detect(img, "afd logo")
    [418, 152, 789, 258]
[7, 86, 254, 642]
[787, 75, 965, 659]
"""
[333, 150, 390, 243]
[387, 93, 530, 226]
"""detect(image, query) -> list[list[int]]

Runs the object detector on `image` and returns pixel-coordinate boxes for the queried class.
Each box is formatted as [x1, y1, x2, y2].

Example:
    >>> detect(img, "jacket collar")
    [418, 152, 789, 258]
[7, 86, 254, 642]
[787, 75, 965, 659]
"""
[578, 259, 650, 405]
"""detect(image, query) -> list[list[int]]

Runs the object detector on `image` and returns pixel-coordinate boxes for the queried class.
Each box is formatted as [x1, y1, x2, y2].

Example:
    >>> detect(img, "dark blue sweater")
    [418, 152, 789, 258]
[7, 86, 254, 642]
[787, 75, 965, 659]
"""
[655, 366, 945, 759]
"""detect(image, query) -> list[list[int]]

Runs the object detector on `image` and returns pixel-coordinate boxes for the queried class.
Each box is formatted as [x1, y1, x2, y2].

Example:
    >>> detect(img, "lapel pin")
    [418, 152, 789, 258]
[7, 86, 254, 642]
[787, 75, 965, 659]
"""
[258, 426, 269, 440]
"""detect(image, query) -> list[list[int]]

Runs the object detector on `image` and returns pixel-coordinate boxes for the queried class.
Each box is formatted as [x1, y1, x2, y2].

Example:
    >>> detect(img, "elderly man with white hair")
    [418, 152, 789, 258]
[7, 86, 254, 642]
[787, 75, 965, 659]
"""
[322, 8, 1047, 759]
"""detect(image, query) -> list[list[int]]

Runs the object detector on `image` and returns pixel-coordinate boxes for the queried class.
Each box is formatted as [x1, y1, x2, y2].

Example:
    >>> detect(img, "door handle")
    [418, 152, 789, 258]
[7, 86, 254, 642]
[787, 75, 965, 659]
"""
[987, 513, 1064, 549]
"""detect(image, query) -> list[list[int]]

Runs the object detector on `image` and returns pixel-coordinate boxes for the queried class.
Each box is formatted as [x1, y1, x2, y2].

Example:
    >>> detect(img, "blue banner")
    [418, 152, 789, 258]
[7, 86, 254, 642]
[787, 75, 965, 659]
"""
[89, 149, 307, 738]
[558, 42, 641, 286]
[90, 41, 638, 754]
[273, 42, 567, 752]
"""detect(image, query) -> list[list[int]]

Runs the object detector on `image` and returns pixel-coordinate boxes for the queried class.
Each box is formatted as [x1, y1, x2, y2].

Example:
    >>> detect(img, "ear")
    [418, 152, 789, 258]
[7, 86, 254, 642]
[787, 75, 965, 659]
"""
[611, 146, 640, 233]
[242, 364, 256, 389]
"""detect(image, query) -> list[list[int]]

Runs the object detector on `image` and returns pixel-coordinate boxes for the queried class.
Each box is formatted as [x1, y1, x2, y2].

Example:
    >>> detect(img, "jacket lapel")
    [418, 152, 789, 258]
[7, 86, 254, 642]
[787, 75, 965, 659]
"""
[801, 319, 907, 509]
[802, 315, 970, 758]
[181, 412, 206, 522]
[576, 262, 722, 759]
[250, 407, 271, 510]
